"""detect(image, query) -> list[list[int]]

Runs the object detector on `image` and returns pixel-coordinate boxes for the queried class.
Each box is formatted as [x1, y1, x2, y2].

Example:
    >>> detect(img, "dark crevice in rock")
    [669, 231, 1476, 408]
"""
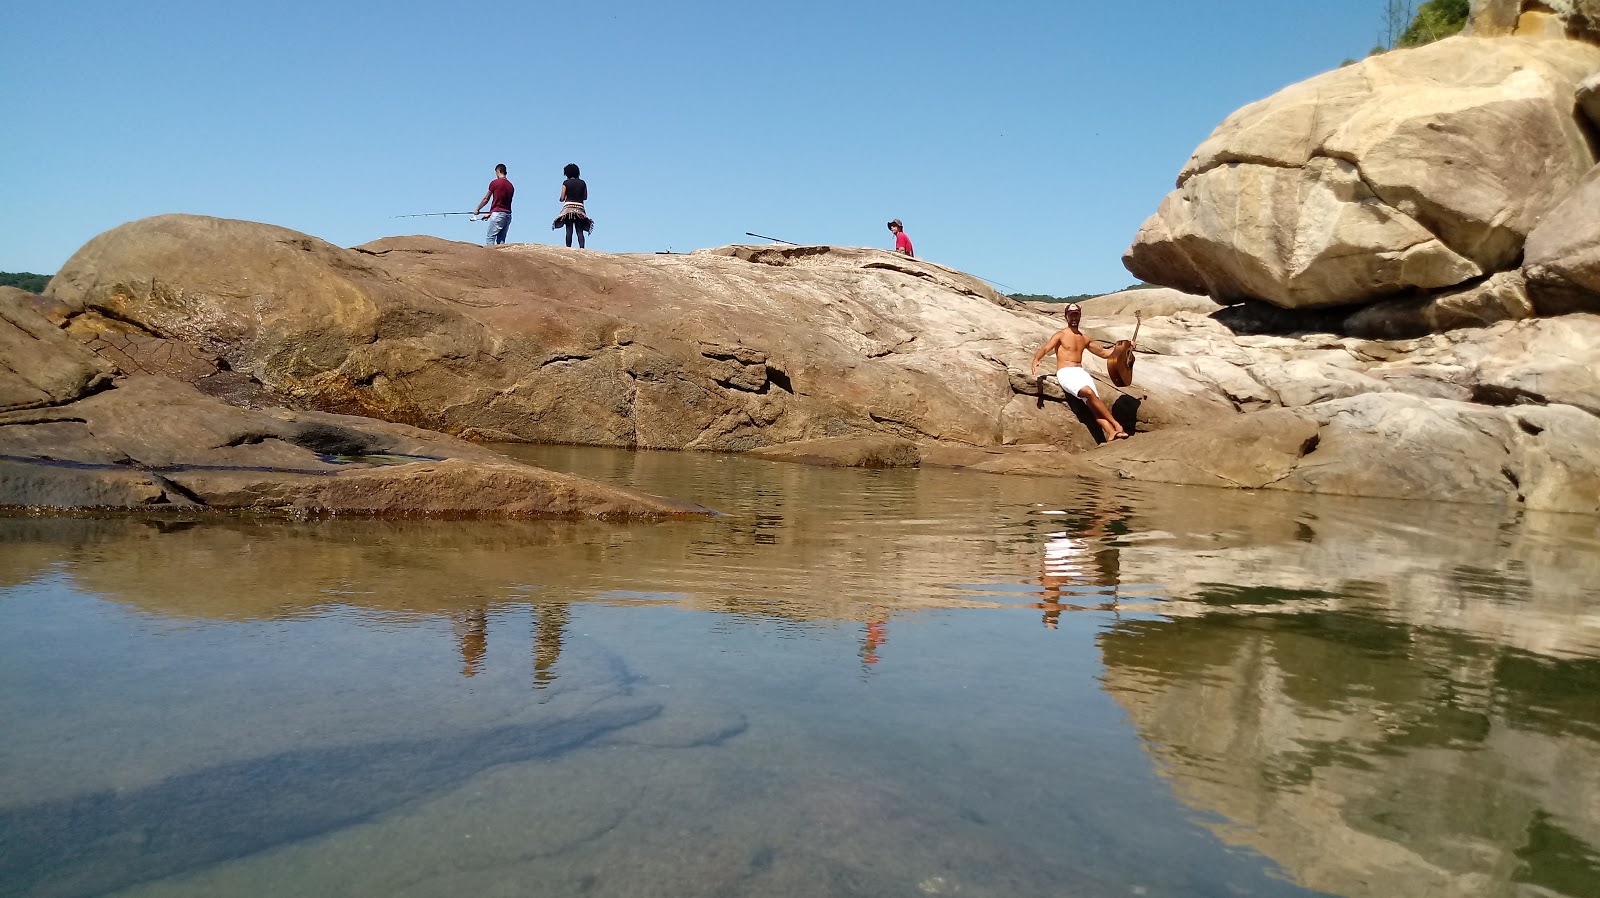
[1212, 300, 1353, 336]
[0, 416, 89, 427]
[76, 303, 167, 340]
[1502, 466, 1523, 490]
[866, 413, 932, 442]
[148, 474, 208, 507]
[222, 432, 271, 448]
[1471, 383, 1548, 408]
[1185, 154, 1307, 184]
[540, 353, 593, 367]
[699, 345, 767, 365]
[1299, 432, 1322, 457]
[1518, 418, 1546, 436]
[285, 423, 380, 456]
[765, 367, 793, 394]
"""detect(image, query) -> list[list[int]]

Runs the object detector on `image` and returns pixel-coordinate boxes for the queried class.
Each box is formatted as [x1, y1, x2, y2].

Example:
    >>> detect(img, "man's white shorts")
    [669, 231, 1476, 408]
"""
[1052, 367, 1097, 397]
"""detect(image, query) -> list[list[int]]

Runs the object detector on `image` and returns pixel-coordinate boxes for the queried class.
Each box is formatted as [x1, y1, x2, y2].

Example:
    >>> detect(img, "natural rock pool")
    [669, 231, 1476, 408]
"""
[2, 446, 1597, 898]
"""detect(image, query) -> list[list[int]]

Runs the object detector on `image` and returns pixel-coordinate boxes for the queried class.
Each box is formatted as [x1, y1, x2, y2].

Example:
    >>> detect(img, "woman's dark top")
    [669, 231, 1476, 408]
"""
[562, 178, 588, 203]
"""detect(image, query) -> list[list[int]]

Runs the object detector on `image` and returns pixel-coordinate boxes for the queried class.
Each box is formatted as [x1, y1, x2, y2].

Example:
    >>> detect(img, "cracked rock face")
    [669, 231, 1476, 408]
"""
[44, 215, 1083, 451]
[1125, 36, 1600, 309]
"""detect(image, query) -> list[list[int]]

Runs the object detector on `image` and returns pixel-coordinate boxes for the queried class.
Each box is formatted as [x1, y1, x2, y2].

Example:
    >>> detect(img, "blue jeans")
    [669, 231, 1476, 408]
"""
[484, 212, 511, 245]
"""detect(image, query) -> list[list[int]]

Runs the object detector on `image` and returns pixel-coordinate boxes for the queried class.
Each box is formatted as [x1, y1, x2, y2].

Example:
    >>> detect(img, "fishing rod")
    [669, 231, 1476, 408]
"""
[392, 212, 482, 219]
[745, 230, 1014, 291]
[745, 232, 799, 246]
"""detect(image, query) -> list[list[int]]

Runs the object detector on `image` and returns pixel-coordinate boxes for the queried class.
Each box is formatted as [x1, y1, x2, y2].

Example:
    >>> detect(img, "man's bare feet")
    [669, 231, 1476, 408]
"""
[1113, 430, 1132, 440]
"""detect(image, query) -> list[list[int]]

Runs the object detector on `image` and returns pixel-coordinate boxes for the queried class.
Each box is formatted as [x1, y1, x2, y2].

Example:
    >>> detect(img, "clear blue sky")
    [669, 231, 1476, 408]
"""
[1, 1, 1380, 295]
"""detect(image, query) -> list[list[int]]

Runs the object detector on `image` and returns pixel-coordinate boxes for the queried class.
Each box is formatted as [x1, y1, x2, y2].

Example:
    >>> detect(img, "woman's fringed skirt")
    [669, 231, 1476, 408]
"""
[552, 202, 594, 234]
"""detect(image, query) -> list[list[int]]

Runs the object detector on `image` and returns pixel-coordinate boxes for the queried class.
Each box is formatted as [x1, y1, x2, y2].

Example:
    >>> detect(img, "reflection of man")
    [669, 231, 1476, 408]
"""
[533, 603, 570, 689]
[1030, 303, 1130, 442]
[1034, 499, 1126, 628]
[453, 608, 489, 676]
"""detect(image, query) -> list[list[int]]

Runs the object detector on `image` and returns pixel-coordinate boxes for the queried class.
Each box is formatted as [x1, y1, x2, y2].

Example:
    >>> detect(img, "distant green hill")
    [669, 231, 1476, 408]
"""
[1011, 283, 1159, 304]
[0, 272, 50, 293]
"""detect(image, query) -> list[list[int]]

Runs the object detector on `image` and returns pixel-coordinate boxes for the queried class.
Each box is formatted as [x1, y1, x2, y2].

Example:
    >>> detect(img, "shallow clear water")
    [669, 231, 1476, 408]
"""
[2, 446, 1599, 898]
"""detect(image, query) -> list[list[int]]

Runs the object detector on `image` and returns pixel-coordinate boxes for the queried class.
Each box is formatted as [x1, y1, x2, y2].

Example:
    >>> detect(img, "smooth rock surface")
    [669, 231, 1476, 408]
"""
[1087, 393, 1600, 513]
[45, 216, 1093, 451]
[1524, 163, 1600, 314]
[1125, 37, 1600, 308]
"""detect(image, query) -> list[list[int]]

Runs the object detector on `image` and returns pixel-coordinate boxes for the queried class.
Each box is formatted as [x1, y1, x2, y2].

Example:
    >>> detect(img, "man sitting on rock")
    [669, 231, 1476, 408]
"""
[1030, 303, 1131, 441]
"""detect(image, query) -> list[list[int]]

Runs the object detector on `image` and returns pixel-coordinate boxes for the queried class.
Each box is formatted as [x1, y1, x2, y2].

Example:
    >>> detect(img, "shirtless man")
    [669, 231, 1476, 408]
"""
[1030, 303, 1130, 441]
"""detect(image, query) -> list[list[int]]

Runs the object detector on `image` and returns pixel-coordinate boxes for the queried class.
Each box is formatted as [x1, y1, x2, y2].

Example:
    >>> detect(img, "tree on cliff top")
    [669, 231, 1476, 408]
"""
[1396, 0, 1471, 47]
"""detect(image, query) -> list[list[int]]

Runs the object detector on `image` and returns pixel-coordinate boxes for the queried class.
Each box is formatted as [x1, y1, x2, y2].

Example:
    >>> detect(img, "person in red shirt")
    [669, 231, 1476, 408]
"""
[887, 219, 914, 256]
[472, 164, 514, 245]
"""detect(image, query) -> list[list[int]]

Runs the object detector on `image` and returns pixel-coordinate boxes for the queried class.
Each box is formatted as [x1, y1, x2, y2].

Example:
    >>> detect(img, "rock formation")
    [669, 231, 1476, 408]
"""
[1084, 27, 1600, 514]
[0, 289, 707, 518]
[44, 215, 1088, 452]
[1124, 36, 1600, 310]
[29, 213, 1600, 514]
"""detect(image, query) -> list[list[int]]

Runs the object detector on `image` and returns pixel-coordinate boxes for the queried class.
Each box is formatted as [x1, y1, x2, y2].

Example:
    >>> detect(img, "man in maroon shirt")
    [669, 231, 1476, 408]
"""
[473, 164, 514, 245]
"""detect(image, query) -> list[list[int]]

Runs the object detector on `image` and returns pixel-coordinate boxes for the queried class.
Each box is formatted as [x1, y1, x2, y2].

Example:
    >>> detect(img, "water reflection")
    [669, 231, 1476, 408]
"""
[1100, 613, 1600, 897]
[1, 446, 1598, 897]
[533, 602, 570, 688]
[1033, 494, 1132, 626]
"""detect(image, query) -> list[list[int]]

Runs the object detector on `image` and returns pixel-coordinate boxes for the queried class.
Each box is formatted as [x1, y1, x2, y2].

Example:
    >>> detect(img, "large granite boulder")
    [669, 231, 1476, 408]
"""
[1125, 37, 1600, 308]
[1523, 163, 1600, 314]
[45, 215, 1092, 452]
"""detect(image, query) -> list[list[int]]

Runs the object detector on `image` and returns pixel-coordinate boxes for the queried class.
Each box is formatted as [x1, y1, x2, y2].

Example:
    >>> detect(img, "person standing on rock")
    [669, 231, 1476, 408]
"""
[1030, 303, 1131, 442]
[552, 163, 593, 248]
[887, 219, 913, 257]
[472, 164, 515, 245]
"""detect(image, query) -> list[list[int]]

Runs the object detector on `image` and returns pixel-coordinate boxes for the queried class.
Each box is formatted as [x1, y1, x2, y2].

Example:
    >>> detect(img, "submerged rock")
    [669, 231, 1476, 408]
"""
[745, 434, 922, 468]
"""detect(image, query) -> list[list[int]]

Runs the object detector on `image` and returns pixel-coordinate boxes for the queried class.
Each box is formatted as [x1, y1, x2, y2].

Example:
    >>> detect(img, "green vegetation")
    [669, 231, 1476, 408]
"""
[1398, 0, 1470, 47]
[0, 272, 50, 293]
[1011, 283, 1159, 304]
[1378, 0, 1469, 53]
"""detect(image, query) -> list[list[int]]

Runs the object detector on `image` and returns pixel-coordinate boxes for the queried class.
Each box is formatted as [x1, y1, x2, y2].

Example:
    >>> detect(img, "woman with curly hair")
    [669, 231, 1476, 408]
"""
[552, 163, 593, 248]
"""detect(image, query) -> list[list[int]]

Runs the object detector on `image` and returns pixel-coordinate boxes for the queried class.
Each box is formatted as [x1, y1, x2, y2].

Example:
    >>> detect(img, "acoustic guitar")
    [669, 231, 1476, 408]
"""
[1107, 311, 1142, 388]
